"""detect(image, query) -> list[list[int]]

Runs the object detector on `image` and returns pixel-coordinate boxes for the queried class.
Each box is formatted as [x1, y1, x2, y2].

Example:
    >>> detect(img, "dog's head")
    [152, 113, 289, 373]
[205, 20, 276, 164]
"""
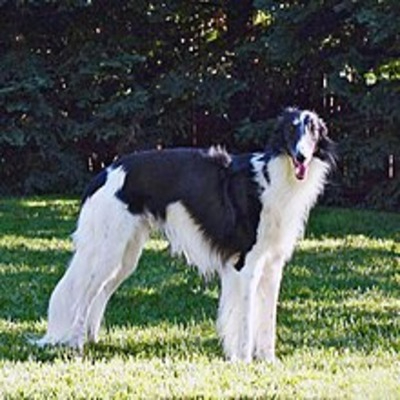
[272, 107, 336, 180]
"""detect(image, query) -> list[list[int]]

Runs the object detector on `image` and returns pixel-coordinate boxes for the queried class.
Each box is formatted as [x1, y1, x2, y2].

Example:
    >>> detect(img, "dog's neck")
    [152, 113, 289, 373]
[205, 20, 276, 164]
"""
[251, 154, 330, 263]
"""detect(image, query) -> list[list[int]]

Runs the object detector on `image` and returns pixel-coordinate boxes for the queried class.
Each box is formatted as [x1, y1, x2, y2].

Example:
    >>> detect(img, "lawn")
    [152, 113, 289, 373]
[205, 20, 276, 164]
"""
[0, 197, 399, 398]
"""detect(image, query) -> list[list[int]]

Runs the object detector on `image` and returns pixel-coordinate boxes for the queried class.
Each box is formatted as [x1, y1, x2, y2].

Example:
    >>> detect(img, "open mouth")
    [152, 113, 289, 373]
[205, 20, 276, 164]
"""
[292, 158, 308, 180]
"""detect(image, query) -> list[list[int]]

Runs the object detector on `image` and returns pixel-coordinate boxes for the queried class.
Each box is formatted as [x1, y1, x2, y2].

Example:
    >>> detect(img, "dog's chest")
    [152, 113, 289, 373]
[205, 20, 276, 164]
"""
[253, 156, 327, 261]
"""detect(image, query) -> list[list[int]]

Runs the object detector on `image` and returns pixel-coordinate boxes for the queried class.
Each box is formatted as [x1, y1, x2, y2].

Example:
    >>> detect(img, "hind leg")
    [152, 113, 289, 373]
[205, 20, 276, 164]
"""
[86, 224, 149, 343]
[62, 212, 145, 350]
[36, 191, 141, 350]
[34, 247, 91, 348]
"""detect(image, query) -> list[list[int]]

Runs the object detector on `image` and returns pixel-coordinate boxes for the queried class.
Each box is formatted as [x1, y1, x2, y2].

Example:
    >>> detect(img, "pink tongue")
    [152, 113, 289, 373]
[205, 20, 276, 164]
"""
[295, 163, 307, 180]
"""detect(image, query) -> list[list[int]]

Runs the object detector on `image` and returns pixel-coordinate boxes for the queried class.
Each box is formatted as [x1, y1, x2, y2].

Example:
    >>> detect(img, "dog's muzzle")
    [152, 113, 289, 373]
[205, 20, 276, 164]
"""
[292, 152, 308, 180]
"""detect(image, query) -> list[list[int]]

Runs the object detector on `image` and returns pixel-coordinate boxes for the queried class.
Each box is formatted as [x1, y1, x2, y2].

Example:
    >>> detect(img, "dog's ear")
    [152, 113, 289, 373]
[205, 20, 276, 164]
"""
[316, 117, 337, 167]
[270, 108, 292, 151]
[275, 106, 299, 136]
[280, 107, 299, 125]
[269, 106, 300, 153]
[317, 116, 328, 139]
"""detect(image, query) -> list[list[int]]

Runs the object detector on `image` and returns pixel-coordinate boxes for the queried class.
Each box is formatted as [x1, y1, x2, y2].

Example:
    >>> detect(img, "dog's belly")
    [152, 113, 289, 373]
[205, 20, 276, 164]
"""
[160, 201, 239, 277]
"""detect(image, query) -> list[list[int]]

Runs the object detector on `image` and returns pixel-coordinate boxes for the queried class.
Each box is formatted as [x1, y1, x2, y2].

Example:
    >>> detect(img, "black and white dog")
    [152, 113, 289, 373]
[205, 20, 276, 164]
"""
[36, 107, 335, 362]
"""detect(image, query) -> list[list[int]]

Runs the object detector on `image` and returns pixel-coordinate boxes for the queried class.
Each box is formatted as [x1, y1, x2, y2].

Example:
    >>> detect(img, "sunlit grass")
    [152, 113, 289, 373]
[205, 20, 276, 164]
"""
[0, 197, 399, 398]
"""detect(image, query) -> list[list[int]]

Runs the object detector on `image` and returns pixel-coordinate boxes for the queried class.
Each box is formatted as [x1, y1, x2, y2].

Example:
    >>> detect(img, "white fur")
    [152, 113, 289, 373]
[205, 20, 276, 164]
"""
[295, 110, 320, 164]
[35, 154, 329, 362]
[162, 202, 229, 278]
[217, 155, 329, 362]
[36, 167, 148, 349]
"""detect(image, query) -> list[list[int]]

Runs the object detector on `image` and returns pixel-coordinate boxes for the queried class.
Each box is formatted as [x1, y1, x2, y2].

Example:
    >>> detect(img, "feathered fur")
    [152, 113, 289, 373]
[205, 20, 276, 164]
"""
[34, 107, 335, 362]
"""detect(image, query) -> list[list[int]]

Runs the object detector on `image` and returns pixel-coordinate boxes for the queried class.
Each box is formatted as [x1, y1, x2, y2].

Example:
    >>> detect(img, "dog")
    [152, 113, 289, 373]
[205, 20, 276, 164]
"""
[35, 107, 335, 362]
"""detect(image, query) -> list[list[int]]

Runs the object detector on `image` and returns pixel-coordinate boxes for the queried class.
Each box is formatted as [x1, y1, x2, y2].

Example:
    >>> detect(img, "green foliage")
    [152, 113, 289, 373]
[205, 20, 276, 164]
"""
[0, 198, 399, 397]
[0, 1, 399, 209]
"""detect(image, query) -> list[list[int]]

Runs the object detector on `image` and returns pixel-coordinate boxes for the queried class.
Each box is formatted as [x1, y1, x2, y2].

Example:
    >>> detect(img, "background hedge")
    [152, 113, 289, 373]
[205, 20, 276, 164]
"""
[0, 0, 399, 210]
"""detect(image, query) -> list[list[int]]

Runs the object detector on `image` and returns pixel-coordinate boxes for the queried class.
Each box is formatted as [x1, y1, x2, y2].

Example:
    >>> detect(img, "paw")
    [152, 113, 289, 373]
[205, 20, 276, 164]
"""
[28, 334, 84, 352]
[255, 348, 276, 364]
[65, 332, 86, 352]
[229, 343, 253, 363]
[227, 353, 253, 364]
[28, 335, 53, 348]
[86, 325, 100, 343]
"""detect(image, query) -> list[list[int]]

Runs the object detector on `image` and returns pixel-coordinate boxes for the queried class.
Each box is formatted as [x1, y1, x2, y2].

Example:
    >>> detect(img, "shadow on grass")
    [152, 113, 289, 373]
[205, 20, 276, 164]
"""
[1, 241, 397, 363]
[0, 200, 398, 362]
[284, 247, 399, 302]
[307, 207, 400, 241]
[276, 242, 399, 358]
[89, 335, 223, 361]
[0, 247, 70, 322]
[0, 246, 221, 362]
[0, 197, 78, 239]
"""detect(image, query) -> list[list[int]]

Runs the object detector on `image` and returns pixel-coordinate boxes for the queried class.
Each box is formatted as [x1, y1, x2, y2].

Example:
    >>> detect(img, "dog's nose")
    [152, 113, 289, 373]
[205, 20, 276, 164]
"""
[295, 152, 306, 164]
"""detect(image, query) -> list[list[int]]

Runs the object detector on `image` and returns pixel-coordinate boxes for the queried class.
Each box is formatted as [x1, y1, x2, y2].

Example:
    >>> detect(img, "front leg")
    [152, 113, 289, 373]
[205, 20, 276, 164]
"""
[217, 266, 242, 361]
[217, 256, 264, 362]
[254, 256, 284, 363]
[236, 256, 265, 362]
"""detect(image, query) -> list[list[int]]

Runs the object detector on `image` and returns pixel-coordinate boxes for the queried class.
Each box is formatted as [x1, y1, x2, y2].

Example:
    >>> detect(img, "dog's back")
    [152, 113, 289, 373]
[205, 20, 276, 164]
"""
[35, 108, 335, 363]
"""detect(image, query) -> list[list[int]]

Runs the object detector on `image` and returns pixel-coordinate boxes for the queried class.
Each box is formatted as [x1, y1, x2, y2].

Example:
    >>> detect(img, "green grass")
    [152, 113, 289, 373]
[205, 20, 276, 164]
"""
[0, 197, 399, 398]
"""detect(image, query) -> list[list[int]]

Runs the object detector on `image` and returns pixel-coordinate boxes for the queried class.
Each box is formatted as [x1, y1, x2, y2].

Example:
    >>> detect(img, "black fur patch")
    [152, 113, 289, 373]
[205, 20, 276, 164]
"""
[114, 148, 263, 263]
[315, 132, 337, 169]
[80, 108, 335, 271]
